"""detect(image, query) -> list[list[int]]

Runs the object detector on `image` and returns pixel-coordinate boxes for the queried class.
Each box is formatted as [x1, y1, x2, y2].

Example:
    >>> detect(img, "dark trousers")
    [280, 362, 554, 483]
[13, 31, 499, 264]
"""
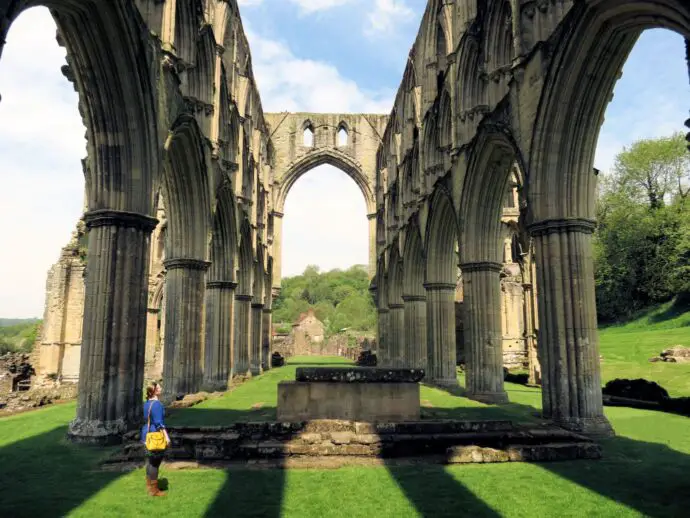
[146, 453, 164, 480]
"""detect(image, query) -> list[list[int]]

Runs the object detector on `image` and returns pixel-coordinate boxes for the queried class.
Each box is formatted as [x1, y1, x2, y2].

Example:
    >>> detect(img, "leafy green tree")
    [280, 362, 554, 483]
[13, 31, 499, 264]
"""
[594, 133, 690, 322]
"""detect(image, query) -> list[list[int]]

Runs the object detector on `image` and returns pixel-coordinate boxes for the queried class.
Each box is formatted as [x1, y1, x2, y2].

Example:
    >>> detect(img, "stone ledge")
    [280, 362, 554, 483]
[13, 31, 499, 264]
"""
[105, 420, 600, 466]
[295, 367, 424, 383]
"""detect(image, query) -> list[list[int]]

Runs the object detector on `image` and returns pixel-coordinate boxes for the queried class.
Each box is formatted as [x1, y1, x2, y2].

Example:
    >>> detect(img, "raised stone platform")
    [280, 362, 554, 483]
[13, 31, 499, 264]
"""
[295, 367, 425, 383]
[107, 419, 602, 468]
[278, 381, 420, 422]
[278, 367, 425, 423]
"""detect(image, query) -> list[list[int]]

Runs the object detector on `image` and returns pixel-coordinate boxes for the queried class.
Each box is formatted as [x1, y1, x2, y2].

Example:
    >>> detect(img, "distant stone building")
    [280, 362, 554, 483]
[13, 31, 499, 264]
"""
[293, 309, 325, 352]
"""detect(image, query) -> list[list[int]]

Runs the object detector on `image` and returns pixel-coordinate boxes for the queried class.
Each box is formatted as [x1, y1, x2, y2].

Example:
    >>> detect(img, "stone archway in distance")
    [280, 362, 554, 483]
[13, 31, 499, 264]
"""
[266, 112, 389, 292]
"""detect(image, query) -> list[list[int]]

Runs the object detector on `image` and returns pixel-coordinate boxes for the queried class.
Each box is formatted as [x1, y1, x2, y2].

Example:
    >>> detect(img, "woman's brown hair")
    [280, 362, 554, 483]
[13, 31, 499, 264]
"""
[146, 382, 159, 400]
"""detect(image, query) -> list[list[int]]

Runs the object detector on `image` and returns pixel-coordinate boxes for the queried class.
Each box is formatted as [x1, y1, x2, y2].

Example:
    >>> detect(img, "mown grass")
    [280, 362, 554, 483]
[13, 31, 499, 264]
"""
[2, 345, 690, 517]
[599, 301, 690, 396]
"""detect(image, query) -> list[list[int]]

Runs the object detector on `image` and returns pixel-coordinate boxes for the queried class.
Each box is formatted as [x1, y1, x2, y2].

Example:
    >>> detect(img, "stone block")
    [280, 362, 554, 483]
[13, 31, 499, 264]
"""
[295, 367, 424, 383]
[277, 381, 420, 422]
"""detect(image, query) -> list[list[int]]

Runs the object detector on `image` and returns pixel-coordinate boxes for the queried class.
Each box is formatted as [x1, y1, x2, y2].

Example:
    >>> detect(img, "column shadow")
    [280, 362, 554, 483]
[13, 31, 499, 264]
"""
[384, 462, 502, 517]
[0, 425, 125, 517]
[423, 386, 690, 518]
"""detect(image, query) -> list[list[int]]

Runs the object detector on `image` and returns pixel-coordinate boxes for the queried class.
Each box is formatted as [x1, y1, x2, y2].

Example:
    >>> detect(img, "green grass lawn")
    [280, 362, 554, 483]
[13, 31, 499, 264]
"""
[2, 344, 690, 517]
[599, 301, 690, 396]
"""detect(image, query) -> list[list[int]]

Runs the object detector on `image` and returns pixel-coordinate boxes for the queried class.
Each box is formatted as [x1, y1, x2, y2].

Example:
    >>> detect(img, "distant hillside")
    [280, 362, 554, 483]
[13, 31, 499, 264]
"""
[0, 318, 40, 328]
[0, 320, 42, 355]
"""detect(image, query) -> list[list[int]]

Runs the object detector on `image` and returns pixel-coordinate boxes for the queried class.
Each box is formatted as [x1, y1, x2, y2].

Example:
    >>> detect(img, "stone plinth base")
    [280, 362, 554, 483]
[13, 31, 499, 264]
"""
[105, 419, 602, 467]
[277, 381, 420, 422]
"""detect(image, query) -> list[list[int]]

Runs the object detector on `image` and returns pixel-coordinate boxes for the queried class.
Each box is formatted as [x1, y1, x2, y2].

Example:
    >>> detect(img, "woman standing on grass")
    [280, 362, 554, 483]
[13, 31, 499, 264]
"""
[141, 382, 171, 497]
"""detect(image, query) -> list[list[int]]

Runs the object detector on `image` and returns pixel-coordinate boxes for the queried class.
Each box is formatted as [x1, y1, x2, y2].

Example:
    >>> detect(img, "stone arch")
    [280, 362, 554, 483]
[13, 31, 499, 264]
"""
[485, 0, 513, 72]
[228, 105, 240, 165]
[237, 219, 253, 296]
[162, 114, 212, 261]
[460, 130, 521, 264]
[253, 246, 265, 305]
[274, 148, 376, 214]
[387, 243, 404, 306]
[456, 33, 486, 138]
[174, 0, 205, 66]
[423, 110, 442, 172]
[1, 2, 159, 215]
[208, 181, 238, 283]
[438, 89, 453, 150]
[186, 25, 216, 110]
[425, 186, 459, 284]
[529, 0, 690, 223]
[403, 220, 425, 298]
[1, 2, 161, 439]
[216, 64, 231, 159]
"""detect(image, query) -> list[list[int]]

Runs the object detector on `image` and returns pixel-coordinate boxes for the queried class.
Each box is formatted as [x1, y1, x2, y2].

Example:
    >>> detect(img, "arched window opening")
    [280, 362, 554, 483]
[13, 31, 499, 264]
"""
[303, 124, 314, 147]
[338, 126, 348, 146]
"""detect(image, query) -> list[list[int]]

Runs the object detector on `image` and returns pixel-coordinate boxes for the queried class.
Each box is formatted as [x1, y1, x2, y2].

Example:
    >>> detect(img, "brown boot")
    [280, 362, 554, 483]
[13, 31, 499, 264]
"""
[148, 479, 166, 497]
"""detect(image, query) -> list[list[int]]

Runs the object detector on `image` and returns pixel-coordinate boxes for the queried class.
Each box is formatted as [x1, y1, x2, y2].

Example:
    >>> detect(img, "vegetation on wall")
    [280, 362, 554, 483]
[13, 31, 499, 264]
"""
[594, 132, 690, 322]
[0, 320, 41, 355]
[273, 265, 377, 336]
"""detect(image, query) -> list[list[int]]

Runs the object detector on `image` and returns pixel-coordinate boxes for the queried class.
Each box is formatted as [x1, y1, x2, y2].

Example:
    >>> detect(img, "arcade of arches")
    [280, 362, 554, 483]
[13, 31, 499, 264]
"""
[2, 0, 687, 442]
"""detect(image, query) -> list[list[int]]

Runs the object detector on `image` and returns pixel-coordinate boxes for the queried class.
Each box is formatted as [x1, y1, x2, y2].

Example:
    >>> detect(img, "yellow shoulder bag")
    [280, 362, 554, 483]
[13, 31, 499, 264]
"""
[145, 401, 167, 452]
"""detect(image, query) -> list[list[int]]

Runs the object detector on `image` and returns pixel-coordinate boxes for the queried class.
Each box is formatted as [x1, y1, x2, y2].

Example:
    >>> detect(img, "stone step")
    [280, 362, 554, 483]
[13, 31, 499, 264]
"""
[164, 419, 516, 437]
[107, 424, 598, 465]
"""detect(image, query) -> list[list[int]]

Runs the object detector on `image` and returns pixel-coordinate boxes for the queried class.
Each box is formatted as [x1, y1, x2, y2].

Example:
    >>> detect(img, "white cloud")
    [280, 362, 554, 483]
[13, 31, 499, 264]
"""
[365, 0, 415, 37]
[238, 0, 355, 14]
[0, 7, 85, 318]
[246, 27, 393, 112]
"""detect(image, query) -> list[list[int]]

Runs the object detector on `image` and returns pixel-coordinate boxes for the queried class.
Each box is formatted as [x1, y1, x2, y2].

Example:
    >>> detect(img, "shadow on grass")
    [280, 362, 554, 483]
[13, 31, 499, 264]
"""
[203, 465, 285, 518]
[428, 384, 690, 517]
[384, 462, 501, 517]
[0, 425, 124, 517]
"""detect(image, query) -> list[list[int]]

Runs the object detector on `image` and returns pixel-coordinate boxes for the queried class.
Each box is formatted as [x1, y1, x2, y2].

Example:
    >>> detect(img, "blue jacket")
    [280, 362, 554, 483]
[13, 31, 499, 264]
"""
[140, 399, 166, 443]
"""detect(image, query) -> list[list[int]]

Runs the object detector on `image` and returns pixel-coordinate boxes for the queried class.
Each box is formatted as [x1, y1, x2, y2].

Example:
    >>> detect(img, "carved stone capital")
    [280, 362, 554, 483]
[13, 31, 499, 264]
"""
[251, 302, 265, 309]
[528, 218, 597, 237]
[206, 281, 238, 290]
[83, 210, 159, 232]
[389, 303, 405, 310]
[163, 258, 211, 271]
[402, 295, 427, 302]
[235, 294, 253, 302]
[423, 282, 456, 291]
[460, 261, 503, 274]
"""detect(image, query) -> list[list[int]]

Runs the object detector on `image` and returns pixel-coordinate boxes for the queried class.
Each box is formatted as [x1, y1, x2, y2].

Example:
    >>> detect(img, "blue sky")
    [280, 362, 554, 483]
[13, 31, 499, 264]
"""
[0, 3, 688, 317]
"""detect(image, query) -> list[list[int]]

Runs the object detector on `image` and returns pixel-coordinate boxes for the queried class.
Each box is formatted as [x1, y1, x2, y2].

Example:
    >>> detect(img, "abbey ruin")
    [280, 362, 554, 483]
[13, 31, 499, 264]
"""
[1, 0, 688, 443]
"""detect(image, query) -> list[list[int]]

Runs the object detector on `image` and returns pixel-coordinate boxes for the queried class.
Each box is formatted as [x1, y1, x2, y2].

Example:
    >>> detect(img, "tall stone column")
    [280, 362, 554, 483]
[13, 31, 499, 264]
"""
[234, 294, 252, 376]
[203, 281, 237, 391]
[424, 283, 459, 387]
[402, 295, 427, 369]
[271, 212, 284, 291]
[250, 303, 264, 376]
[377, 308, 390, 366]
[68, 210, 157, 443]
[367, 213, 377, 278]
[262, 308, 273, 371]
[162, 258, 210, 400]
[462, 262, 508, 404]
[530, 219, 613, 436]
[388, 304, 405, 367]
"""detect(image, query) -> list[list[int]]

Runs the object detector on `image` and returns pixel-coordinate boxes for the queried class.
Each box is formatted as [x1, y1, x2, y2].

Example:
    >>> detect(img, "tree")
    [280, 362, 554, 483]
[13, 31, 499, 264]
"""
[594, 133, 690, 322]
[609, 132, 690, 209]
